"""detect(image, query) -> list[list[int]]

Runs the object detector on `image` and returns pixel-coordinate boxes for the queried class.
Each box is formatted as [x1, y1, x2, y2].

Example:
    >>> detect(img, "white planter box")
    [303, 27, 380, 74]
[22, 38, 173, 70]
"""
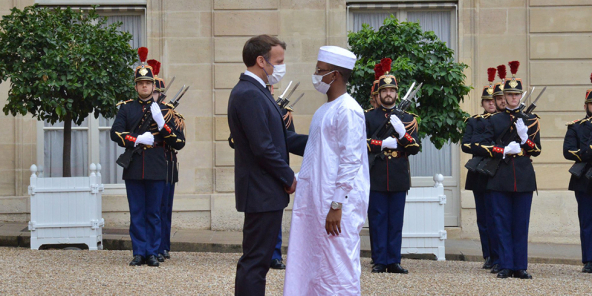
[401, 174, 447, 261]
[28, 164, 105, 250]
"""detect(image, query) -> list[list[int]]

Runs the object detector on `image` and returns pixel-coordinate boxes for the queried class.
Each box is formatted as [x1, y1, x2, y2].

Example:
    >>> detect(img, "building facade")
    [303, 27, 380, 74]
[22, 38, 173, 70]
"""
[0, 0, 589, 244]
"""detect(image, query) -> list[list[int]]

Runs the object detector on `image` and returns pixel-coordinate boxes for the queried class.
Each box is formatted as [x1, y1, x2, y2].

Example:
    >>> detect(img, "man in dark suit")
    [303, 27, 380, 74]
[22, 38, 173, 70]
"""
[228, 34, 297, 296]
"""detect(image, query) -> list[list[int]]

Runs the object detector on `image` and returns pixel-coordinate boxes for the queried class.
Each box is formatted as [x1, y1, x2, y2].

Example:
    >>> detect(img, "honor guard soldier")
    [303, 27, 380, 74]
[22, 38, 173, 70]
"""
[473, 61, 541, 279]
[365, 58, 420, 274]
[462, 68, 498, 270]
[110, 47, 180, 267]
[563, 73, 592, 273]
[147, 59, 187, 262]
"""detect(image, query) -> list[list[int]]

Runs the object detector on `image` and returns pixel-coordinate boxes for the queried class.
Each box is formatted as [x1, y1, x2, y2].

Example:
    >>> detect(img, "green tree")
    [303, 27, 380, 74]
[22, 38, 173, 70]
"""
[348, 16, 471, 149]
[0, 5, 136, 177]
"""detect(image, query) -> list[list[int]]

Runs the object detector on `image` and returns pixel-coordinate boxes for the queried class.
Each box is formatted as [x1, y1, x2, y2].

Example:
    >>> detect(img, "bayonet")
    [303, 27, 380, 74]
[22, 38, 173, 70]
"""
[288, 93, 304, 110]
[172, 85, 190, 105]
[277, 81, 300, 109]
[170, 85, 184, 104]
[400, 82, 416, 102]
[525, 86, 546, 114]
[163, 76, 175, 95]
[279, 81, 292, 100]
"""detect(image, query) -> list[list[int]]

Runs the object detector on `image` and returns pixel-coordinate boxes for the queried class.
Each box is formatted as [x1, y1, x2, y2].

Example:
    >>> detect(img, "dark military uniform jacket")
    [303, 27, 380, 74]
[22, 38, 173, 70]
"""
[473, 109, 542, 192]
[462, 113, 494, 192]
[563, 116, 592, 193]
[164, 107, 186, 184]
[110, 97, 180, 181]
[365, 107, 420, 192]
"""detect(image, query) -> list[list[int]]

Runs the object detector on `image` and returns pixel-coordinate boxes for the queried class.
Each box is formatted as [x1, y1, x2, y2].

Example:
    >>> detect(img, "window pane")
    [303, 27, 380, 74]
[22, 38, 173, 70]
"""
[44, 118, 88, 128]
[350, 10, 454, 177]
[103, 15, 143, 48]
[99, 130, 125, 184]
[44, 130, 89, 177]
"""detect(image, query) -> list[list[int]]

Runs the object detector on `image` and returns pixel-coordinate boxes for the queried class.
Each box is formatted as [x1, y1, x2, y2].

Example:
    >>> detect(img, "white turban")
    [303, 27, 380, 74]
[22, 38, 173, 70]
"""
[317, 46, 356, 70]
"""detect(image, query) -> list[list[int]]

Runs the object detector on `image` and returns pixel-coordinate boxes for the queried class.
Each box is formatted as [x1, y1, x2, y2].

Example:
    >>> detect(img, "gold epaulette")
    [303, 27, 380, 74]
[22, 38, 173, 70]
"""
[405, 111, 419, 118]
[481, 113, 494, 119]
[364, 107, 375, 113]
[164, 103, 175, 109]
[464, 114, 479, 122]
[566, 119, 581, 126]
[174, 112, 185, 120]
[116, 99, 133, 106]
[532, 113, 540, 119]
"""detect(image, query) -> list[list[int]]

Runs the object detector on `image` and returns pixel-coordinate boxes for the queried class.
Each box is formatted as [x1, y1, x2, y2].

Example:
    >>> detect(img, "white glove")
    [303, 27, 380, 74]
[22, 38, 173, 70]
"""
[135, 132, 154, 147]
[381, 137, 398, 150]
[390, 115, 407, 139]
[151, 102, 165, 130]
[503, 141, 521, 159]
[515, 118, 528, 145]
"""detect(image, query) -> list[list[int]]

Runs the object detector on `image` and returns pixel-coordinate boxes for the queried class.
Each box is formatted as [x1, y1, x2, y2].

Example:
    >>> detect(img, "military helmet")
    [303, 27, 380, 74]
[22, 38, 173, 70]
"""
[481, 67, 496, 100]
[376, 58, 397, 91]
[503, 61, 524, 94]
[135, 47, 155, 82]
[493, 65, 506, 96]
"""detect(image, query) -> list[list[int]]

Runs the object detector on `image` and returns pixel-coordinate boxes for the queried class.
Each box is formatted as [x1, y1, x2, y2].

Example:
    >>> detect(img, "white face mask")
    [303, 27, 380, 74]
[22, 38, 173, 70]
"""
[263, 58, 286, 85]
[312, 71, 336, 94]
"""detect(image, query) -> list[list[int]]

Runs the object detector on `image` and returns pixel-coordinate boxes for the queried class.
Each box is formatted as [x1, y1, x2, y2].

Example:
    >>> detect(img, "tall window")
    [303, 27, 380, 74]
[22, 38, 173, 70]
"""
[37, 6, 146, 186]
[348, 3, 458, 177]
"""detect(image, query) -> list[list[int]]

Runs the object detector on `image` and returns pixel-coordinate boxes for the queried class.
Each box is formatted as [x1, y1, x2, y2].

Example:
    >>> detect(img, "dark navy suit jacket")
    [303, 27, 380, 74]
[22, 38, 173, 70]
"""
[228, 73, 296, 213]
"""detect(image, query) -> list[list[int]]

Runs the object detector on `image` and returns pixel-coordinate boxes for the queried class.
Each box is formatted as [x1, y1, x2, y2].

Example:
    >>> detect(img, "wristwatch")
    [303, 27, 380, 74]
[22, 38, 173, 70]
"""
[331, 201, 342, 210]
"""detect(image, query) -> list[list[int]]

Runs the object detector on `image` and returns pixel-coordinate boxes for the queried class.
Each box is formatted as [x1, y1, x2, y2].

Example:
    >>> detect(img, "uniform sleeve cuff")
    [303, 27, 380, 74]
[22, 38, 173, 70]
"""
[333, 186, 349, 204]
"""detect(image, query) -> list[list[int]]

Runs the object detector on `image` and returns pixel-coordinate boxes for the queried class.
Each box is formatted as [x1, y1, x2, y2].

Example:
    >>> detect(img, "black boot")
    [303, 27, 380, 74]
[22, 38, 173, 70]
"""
[270, 259, 286, 270]
[157, 253, 165, 262]
[146, 255, 160, 267]
[482, 257, 493, 269]
[582, 262, 592, 273]
[490, 264, 500, 274]
[371, 264, 387, 273]
[163, 250, 171, 259]
[496, 269, 513, 278]
[387, 263, 409, 274]
[129, 255, 145, 266]
[513, 270, 533, 279]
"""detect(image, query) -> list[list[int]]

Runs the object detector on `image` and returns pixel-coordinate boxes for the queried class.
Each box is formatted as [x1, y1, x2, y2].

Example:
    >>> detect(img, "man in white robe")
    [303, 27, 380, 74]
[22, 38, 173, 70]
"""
[284, 46, 370, 296]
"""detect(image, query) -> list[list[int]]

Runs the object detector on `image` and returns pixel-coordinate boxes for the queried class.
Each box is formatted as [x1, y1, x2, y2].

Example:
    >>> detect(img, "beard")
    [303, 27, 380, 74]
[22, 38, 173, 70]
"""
[380, 95, 396, 106]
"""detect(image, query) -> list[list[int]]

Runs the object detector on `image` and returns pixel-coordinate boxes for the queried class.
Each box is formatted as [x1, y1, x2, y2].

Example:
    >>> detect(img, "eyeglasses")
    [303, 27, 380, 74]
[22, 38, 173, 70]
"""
[314, 68, 333, 75]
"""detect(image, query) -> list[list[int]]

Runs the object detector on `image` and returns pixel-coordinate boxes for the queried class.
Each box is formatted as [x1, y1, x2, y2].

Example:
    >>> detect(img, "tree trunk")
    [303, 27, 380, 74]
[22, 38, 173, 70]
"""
[63, 113, 72, 177]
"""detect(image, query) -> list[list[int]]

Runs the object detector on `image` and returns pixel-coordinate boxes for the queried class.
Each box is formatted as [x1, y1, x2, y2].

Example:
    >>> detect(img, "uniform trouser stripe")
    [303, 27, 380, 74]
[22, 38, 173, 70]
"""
[125, 180, 164, 257]
[368, 190, 406, 265]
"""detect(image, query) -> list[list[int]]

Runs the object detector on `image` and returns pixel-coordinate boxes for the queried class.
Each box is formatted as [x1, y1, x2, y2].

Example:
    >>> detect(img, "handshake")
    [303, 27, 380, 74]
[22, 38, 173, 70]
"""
[285, 176, 297, 194]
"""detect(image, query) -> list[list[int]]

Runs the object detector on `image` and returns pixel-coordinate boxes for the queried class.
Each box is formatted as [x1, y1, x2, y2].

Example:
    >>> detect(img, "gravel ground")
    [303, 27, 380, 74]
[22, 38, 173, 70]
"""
[0, 247, 590, 295]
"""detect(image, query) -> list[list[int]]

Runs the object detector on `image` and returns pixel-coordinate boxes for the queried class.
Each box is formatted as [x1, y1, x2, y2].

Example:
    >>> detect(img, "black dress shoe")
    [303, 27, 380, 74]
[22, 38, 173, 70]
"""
[482, 257, 493, 269]
[497, 269, 513, 278]
[146, 255, 160, 267]
[490, 264, 501, 274]
[129, 255, 145, 266]
[371, 264, 387, 273]
[157, 253, 165, 262]
[163, 250, 171, 259]
[513, 270, 533, 279]
[270, 259, 286, 270]
[387, 263, 409, 274]
[583, 262, 592, 273]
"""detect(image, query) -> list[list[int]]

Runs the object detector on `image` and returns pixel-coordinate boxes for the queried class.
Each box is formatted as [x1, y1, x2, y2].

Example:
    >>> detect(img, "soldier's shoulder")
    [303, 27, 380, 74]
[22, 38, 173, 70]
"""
[530, 113, 540, 119]
[404, 111, 419, 118]
[464, 113, 480, 123]
[174, 111, 185, 120]
[364, 107, 375, 113]
[162, 102, 174, 109]
[116, 99, 134, 106]
[567, 117, 589, 126]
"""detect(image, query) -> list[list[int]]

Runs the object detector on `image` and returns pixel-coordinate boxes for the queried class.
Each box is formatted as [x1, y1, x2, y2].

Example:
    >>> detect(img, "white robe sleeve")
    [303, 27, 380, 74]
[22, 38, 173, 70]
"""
[332, 104, 366, 204]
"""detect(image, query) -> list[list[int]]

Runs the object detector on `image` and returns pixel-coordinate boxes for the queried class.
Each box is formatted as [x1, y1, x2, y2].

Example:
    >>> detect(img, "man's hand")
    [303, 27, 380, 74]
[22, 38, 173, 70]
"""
[503, 141, 521, 159]
[389, 115, 407, 139]
[516, 118, 529, 145]
[151, 102, 165, 130]
[285, 177, 297, 194]
[135, 132, 154, 147]
[325, 208, 342, 236]
[381, 137, 398, 150]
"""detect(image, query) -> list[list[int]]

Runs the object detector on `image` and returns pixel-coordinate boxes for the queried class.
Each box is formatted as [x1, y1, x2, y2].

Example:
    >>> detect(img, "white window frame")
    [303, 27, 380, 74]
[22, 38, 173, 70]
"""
[35, 4, 146, 194]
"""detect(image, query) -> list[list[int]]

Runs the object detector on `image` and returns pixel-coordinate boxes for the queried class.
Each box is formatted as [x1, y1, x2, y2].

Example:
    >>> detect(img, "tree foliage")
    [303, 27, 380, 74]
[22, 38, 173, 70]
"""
[0, 5, 137, 176]
[348, 16, 471, 149]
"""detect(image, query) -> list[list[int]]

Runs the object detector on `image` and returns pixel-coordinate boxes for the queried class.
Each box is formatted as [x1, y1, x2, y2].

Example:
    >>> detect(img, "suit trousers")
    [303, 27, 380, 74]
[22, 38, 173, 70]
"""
[473, 191, 490, 259]
[271, 230, 282, 261]
[235, 209, 283, 296]
[159, 183, 175, 254]
[484, 191, 499, 265]
[125, 180, 164, 258]
[490, 191, 533, 271]
[368, 190, 406, 265]
[575, 191, 592, 264]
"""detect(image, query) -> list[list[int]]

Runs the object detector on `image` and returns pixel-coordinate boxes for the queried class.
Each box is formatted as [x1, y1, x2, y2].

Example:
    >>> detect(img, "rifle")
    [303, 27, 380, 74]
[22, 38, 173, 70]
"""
[115, 93, 168, 169]
[478, 87, 545, 177]
[368, 82, 422, 168]
[276, 81, 300, 109]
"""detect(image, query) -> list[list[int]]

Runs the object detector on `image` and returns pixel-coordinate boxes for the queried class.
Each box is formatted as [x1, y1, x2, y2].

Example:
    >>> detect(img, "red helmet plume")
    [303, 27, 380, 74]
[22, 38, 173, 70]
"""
[380, 58, 392, 75]
[138, 47, 148, 63]
[508, 61, 520, 76]
[497, 65, 506, 81]
[147, 59, 158, 74]
[374, 63, 383, 80]
[487, 68, 496, 83]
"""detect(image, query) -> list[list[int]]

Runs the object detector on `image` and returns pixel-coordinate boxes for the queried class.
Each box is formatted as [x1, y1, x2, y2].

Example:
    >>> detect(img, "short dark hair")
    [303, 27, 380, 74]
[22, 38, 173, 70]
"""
[242, 35, 287, 67]
[330, 65, 353, 82]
